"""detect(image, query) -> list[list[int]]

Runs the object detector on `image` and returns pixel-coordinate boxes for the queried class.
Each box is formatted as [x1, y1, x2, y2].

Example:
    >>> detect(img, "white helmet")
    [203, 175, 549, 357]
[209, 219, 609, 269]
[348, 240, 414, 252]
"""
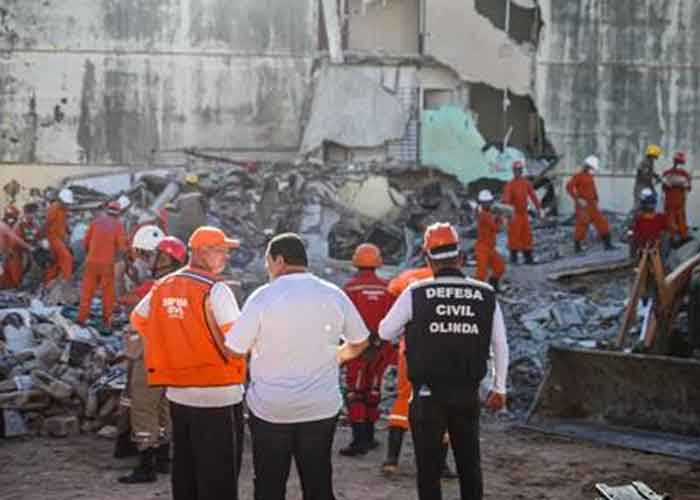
[58, 188, 74, 205]
[583, 155, 600, 171]
[132, 225, 166, 252]
[478, 189, 494, 203]
[117, 195, 131, 210]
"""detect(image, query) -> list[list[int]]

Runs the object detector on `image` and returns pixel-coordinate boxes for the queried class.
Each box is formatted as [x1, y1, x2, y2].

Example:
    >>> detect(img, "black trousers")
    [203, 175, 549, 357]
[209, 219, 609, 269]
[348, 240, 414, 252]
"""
[409, 391, 483, 500]
[248, 411, 338, 500]
[170, 401, 244, 500]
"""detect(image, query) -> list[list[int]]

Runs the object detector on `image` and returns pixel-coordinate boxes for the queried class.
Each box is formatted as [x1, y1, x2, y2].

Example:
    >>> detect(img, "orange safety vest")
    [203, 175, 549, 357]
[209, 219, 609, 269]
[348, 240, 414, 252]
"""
[139, 267, 246, 387]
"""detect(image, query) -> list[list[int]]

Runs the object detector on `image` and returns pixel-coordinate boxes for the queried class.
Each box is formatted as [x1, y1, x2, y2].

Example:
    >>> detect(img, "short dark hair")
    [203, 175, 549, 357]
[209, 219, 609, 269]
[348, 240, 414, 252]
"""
[267, 232, 308, 267]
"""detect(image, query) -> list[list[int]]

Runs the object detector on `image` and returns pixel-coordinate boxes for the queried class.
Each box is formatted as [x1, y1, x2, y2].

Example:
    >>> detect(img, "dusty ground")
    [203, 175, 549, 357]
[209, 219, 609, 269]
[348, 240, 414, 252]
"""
[1, 419, 698, 500]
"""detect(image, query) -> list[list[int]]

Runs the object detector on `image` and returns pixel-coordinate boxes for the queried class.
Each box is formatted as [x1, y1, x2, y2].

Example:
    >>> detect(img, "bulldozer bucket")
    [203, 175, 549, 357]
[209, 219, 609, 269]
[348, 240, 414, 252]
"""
[525, 344, 700, 461]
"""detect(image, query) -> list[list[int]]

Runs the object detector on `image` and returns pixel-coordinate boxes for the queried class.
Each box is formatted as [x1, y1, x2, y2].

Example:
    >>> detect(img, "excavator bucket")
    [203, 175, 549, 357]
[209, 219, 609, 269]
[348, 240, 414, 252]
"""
[525, 344, 700, 461]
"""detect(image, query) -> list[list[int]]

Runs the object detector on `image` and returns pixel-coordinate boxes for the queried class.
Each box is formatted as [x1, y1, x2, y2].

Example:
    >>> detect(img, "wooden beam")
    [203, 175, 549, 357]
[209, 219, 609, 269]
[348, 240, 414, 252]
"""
[616, 250, 650, 348]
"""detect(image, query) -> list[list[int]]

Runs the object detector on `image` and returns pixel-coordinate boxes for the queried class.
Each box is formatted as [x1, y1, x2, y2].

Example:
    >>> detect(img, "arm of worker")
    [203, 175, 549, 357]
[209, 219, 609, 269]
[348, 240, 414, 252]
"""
[337, 294, 370, 365]
[225, 286, 265, 356]
[501, 183, 512, 205]
[130, 289, 153, 335]
[490, 302, 509, 395]
[378, 287, 412, 342]
[83, 221, 93, 253]
[204, 282, 245, 359]
[2, 224, 32, 252]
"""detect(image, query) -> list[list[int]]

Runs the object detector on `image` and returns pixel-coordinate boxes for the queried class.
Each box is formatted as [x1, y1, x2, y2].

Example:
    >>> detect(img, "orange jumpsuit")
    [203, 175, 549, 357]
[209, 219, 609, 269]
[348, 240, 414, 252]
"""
[78, 213, 127, 328]
[566, 171, 610, 242]
[502, 178, 541, 252]
[44, 202, 73, 284]
[474, 208, 505, 282]
[662, 167, 691, 240]
[386, 267, 433, 430]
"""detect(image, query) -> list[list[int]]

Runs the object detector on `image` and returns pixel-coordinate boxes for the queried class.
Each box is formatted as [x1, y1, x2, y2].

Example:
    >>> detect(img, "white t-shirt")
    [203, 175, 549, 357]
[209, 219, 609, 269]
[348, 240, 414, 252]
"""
[133, 280, 243, 408]
[227, 272, 369, 423]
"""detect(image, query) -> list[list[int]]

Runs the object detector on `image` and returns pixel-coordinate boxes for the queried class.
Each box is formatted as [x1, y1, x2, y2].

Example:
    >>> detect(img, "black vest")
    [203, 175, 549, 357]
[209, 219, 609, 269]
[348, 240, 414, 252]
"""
[405, 269, 496, 391]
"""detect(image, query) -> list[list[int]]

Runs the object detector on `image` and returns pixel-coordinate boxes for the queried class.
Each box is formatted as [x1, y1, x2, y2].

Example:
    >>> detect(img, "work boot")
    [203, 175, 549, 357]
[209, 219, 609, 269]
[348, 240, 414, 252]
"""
[113, 430, 138, 459]
[364, 422, 380, 450]
[509, 250, 518, 265]
[574, 241, 583, 254]
[523, 250, 535, 265]
[155, 443, 171, 474]
[118, 448, 157, 484]
[440, 443, 458, 480]
[603, 234, 616, 250]
[339, 423, 368, 457]
[381, 427, 405, 474]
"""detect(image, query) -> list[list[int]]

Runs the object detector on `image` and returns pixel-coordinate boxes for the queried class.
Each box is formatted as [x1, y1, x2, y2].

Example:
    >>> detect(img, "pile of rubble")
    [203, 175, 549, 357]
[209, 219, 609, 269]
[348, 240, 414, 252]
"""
[0, 293, 126, 438]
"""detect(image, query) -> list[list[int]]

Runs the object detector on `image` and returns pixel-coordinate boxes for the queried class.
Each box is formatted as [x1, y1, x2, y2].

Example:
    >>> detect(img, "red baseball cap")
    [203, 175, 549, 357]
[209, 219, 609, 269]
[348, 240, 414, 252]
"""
[188, 226, 240, 250]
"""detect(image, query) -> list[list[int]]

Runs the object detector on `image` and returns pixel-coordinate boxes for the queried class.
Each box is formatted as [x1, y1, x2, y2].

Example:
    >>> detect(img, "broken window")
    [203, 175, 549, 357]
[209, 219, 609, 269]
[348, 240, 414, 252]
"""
[474, 0, 541, 46]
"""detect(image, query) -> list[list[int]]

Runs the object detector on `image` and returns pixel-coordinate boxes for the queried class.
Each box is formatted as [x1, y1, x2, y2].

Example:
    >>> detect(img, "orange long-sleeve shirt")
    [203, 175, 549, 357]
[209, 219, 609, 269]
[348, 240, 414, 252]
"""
[45, 202, 68, 241]
[83, 213, 127, 265]
[476, 208, 501, 248]
[502, 178, 541, 214]
[662, 167, 691, 210]
[387, 266, 433, 297]
[566, 171, 599, 203]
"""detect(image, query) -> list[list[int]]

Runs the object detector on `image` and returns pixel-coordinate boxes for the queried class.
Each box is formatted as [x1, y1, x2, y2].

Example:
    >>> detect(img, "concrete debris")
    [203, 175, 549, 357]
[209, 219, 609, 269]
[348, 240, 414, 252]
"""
[42, 415, 80, 438]
[551, 301, 584, 328]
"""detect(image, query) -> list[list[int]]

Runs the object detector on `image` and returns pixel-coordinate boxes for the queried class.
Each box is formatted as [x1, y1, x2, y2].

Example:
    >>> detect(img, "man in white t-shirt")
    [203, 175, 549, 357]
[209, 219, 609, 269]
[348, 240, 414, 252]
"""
[131, 226, 246, 500]
[228, 232, 370, 500]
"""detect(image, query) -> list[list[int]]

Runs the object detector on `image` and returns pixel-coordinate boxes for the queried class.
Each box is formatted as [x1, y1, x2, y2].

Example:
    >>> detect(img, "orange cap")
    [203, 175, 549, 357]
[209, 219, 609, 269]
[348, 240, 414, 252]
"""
[423, 222, 460, 260]
[188, 226, 240, 249]
[352, 243, 383, 268]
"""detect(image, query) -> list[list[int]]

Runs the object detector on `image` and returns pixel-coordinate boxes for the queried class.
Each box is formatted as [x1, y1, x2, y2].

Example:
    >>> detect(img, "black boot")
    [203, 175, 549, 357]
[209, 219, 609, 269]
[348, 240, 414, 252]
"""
[381, 427, 405, 474]
[339, 423, 368, 457]
[603, 234, 616, 250]
[509, 250, 518, 265]
[155, 443, 171, 474]
[113, 430, 138, 459]
[523, 250, 535, 265]
[118, 448, 157, 484]
[574, 240, 583, 254]
[440, 442, 458, 479]
[364, 422, 379, 450]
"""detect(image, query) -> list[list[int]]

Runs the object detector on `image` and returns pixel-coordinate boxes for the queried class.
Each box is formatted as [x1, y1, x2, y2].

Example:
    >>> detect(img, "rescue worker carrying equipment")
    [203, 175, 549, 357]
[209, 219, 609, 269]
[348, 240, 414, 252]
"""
[634, 145, 662, 211]
[378, 222, 509, 500]
[340, 243, 397, 457]
[474, 190, 505, 289]
[77, 201, 127, 330]
[566, 156, 615, 253]
[43, 188, 74, 285]
[630, 188, 671, 259]
[501, 160, 542, 265]
[119, 236, 187, 485]
[662, 151, 692, 243]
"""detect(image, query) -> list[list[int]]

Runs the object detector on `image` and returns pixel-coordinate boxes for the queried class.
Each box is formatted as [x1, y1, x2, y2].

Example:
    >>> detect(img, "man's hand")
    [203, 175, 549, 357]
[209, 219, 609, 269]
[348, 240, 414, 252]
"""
[337, 338, 369, 366]
[485, 391, 507, 412]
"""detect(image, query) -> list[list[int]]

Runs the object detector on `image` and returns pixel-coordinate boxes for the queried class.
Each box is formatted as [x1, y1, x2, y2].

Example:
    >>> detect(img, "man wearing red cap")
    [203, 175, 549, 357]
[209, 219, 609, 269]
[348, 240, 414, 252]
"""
[131, 226, 246, 500]
[662, 152, 692, 243]
[501, 160, 541, 265]
[379, 222, 509, 500]
[77, 201, 128, 330]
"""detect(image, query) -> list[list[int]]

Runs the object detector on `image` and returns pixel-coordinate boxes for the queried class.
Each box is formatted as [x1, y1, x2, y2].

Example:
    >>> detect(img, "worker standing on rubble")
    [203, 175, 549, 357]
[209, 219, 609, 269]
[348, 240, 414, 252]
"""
[634, 145, 663, 211]
[340, 243, 396, 457]
[119, 236, 188, 484]
[662, 152, 692, 244]
[566, 156, 615, 253]
[226, 232, 370, 500]
[474, 190, 505, 290]
[77, 201, 128, 330]
[502, 160, 542, 265]
[379, 222, 509, 500]
[131, 226, 245, 500]
[42, 188, 75, 286]
[4, 204, 41, 288]
[631, 189, 672, 259]
[0, 205, 33, 289]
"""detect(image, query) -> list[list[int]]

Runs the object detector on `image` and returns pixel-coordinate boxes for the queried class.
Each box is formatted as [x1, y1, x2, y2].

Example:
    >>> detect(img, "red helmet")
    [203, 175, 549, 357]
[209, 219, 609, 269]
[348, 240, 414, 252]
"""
[423, 222, 460, 260]
[3, 205, 20, 222]
[156, 236, 187, 264]
[674, 151, 686, 164]
[512, 160, 525, 170]
[352, 243, 383, 269]
[106, 201, 121, 215]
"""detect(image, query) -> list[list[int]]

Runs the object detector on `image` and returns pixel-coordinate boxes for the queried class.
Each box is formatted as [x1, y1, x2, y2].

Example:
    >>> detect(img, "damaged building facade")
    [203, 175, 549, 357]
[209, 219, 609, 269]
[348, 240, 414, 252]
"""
[0, 0, 698, 222]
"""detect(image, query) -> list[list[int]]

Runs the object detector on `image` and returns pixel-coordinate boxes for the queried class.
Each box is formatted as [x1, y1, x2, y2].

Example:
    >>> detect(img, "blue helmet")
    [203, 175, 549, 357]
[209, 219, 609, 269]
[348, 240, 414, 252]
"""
[639, 188, 657, 209]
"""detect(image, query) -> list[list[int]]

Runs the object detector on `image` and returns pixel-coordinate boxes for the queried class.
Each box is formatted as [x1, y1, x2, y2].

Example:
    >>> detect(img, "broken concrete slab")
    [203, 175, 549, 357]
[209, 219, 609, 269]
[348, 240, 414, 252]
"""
[551, 301, 584, 328]
[42, 415, 79, 438]
[1, 409, 28, 438]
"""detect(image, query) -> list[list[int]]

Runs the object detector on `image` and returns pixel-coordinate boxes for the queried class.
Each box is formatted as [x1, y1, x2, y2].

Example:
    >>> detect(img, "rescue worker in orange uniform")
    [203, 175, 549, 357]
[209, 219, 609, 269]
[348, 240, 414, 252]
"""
[4, 204, 41, 288]
[119, 236, 188, 485]
[502, 160, 542, 265]
[662, 151, 692, 243]
[0, 206, 32, 289]
[77, 201, 128, 330]
[131, 226, 246, 500]
[43, 189, 75, 285]
[566, 155, 615, 253]
[474, 190, 505, 289]
[340, 243, 397, 457]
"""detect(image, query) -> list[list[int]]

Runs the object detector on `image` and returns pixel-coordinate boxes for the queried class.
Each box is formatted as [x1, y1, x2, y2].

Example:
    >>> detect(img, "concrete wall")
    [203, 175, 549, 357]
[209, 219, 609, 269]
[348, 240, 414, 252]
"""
[0, 0, 317, 166]
[347, 0, 419, 54]
[536, 0, 700, 174]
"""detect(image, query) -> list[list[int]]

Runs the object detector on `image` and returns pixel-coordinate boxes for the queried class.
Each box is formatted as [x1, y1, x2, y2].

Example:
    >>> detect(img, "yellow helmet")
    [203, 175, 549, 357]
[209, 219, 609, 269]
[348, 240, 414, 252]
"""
[184, 173, 199, 185]
[645, 144, 662, 158]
